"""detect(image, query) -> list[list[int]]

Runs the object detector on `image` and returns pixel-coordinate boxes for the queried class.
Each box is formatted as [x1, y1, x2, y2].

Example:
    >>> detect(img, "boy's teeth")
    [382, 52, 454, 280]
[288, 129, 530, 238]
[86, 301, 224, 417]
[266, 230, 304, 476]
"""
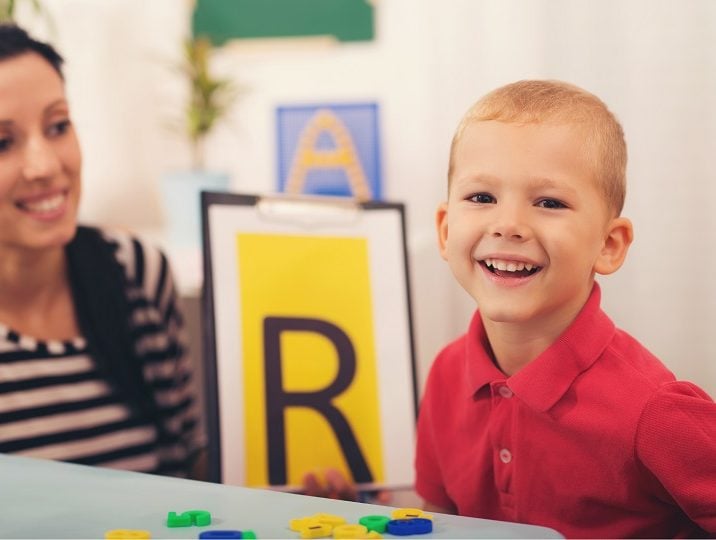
[485, 258, 534, 273]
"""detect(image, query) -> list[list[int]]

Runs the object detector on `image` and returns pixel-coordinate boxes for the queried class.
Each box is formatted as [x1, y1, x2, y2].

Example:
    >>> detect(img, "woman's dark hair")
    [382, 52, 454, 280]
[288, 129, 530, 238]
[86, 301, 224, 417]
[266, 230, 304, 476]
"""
[0, 23, 64, 78]
[66, 227, 167, 441]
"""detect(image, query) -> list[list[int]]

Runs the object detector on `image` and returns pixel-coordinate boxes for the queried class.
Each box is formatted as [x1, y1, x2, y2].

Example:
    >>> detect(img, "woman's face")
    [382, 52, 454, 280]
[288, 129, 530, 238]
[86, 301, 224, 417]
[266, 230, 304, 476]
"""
[0, 51, 81, 253]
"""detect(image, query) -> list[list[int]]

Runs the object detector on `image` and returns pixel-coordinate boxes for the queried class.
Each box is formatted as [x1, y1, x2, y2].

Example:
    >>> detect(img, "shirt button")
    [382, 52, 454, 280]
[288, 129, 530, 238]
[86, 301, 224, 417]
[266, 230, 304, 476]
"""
[499, 448, 512, 464]
[498, 385, 513, 398]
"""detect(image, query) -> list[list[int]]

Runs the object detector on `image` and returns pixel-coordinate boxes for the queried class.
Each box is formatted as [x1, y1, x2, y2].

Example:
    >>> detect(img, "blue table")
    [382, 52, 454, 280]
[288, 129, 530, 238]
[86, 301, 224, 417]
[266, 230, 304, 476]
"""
[0, 455, 562, 538]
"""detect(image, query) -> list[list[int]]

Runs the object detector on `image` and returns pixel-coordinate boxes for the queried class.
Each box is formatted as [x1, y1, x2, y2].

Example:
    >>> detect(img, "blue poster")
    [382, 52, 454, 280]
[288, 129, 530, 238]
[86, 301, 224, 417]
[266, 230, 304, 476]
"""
[277, 103, 382, 200]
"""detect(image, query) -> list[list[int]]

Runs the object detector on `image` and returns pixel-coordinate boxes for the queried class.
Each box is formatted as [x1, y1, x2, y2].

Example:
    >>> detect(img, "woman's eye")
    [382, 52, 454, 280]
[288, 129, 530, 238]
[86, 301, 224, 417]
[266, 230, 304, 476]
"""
[47, 119, 71, 137]
[469, 193, 495, 204]
[537, 198, 566, 209]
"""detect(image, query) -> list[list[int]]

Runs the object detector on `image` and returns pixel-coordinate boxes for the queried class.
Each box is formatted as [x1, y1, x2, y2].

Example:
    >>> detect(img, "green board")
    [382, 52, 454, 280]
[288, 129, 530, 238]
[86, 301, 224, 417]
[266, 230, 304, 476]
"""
[192, 0, 375, 45]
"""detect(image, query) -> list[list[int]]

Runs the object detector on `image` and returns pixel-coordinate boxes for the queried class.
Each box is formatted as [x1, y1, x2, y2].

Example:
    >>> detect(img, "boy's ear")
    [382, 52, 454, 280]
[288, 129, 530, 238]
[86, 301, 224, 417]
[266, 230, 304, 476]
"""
[594, 217, 634, 275]
[436, 202, 449, 260]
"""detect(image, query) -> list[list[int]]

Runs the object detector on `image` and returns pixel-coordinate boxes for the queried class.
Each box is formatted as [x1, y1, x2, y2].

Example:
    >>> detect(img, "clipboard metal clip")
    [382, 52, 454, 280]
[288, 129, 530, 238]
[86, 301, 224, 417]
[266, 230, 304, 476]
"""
[256, 194, 362, 228]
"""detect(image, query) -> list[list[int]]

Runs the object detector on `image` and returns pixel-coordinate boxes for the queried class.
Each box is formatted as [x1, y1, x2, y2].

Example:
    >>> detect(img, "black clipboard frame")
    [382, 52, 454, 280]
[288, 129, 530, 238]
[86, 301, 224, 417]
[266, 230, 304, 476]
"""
[201, 191, 418, 487]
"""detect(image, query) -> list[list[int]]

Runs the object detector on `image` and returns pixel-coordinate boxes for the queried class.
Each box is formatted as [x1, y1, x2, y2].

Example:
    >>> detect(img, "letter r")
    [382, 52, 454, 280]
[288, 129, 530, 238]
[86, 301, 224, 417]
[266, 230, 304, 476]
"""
[263, 316, 373, 485]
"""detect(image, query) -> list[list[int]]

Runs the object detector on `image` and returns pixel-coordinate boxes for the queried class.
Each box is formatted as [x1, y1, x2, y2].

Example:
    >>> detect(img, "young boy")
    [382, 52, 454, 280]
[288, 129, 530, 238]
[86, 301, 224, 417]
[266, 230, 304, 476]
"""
[415, 80, 716, 538]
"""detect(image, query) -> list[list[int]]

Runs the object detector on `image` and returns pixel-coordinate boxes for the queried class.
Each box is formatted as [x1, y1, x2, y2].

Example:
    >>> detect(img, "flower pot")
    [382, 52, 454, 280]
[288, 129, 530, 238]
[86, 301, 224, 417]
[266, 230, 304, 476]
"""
[161, 170, 230, 251]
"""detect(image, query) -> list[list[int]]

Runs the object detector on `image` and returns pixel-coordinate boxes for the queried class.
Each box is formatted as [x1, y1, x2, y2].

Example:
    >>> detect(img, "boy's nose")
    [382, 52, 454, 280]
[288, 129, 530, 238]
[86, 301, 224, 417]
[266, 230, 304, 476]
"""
[21, 136, 61, 181]
[489, 207, 530, 240]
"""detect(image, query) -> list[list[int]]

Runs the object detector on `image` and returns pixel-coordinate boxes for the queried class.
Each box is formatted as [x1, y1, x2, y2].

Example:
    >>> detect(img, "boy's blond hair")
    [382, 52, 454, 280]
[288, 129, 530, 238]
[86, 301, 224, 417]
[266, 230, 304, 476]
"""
[448, 80, 627, 216]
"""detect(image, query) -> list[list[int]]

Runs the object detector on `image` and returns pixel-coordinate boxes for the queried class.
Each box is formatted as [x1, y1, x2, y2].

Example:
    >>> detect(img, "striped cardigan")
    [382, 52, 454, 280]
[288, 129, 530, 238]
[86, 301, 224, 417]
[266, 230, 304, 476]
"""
[0, 229, 198, 476]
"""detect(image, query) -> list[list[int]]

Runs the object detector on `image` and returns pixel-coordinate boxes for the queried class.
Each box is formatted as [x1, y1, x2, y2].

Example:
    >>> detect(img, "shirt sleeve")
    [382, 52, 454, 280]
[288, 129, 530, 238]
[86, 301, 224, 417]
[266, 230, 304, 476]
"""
[151, 247, 203, 461]
[415, 360, 457, 512]
[125, 234, 203, 473]
[635, 381, 716, 533]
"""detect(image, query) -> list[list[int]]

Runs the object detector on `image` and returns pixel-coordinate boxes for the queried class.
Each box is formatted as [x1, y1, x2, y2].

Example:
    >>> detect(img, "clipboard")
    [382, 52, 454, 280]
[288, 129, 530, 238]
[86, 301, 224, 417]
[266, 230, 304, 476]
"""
[201, 192, 418, 491]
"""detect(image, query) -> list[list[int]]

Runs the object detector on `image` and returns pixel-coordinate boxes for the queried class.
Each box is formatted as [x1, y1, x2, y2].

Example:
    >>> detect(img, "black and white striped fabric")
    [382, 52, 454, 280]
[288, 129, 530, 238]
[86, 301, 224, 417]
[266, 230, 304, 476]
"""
[0, 229, 198, 476]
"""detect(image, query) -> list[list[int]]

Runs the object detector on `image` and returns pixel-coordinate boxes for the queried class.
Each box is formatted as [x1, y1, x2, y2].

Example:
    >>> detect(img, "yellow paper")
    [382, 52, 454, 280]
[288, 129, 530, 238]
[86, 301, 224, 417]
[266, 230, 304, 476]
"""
[238, 233, 384, 486]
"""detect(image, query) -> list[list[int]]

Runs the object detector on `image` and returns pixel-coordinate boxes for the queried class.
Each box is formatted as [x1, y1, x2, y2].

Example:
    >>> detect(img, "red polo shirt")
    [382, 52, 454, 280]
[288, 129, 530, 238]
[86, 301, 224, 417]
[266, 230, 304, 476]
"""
[415, 284, 716, 538]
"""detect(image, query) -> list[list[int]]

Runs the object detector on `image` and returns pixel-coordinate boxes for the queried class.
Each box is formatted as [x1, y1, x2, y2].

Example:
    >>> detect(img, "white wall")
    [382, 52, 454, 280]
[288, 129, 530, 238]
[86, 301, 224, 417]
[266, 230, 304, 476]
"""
[20, 0, 716, 397]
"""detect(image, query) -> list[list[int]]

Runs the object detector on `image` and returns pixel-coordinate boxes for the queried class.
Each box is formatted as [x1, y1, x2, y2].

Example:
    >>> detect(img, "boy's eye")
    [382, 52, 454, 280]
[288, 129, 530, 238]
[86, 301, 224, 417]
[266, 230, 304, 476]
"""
[536, 198, 566, 209]
[469, 193, 495, 204]
[0, 136, 13, 153]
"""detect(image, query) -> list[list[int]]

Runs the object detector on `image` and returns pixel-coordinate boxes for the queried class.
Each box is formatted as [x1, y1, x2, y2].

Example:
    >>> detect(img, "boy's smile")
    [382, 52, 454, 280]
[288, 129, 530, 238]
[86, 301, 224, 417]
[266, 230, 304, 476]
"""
[479, 257, 542, 283]
[437, 120, 631, 353]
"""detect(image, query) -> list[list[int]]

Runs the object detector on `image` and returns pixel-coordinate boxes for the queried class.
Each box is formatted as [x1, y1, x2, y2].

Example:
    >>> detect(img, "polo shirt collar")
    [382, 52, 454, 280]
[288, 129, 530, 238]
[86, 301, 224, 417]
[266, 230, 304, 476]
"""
[464, 308, 505, 395]
[463, 282, 616, 412]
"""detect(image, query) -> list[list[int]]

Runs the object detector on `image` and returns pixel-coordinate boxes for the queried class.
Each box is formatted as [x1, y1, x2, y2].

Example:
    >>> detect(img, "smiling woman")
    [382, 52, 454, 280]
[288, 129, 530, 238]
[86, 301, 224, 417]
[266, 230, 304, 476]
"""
[0, 38, 80, 252]
[0, 24, 201, 477]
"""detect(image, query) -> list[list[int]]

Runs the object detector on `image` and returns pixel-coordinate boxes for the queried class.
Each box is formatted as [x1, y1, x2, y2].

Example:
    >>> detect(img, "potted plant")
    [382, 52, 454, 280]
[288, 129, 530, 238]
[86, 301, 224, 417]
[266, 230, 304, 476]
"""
[183, 35, 237, 170]
[162, 34, 239, 253]
[0, 0, 42, 22]
[1, 0, 54, 33]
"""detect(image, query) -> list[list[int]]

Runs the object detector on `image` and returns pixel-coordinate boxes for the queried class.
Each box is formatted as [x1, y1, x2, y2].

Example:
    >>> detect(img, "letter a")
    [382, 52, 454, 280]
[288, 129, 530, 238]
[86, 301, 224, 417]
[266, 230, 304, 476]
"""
[284, 109, 372, 200]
